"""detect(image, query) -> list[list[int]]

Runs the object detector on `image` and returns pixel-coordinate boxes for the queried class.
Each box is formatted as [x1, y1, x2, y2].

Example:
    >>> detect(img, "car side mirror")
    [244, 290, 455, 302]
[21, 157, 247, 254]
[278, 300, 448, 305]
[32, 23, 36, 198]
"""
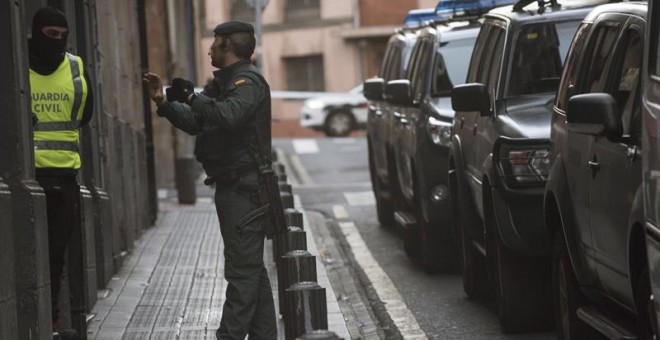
[451, 83, 491, 116]
[384, 79, 414, 107]
[363, 78, 385, 101]
[566, 93, 622, 139]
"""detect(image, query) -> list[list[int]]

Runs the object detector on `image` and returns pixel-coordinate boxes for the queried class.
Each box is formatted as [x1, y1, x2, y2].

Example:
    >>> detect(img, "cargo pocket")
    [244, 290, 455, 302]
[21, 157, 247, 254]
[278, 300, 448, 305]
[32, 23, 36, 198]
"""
[235, 204, 269, 234]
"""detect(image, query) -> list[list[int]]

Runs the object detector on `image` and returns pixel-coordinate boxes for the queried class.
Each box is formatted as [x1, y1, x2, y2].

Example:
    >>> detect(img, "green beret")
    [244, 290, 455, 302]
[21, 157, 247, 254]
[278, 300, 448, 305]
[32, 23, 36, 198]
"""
[213, 21, 254, 36]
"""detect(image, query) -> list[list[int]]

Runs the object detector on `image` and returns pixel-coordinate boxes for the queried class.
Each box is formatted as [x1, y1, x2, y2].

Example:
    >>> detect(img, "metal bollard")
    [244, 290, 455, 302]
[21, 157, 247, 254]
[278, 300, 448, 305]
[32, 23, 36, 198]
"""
[284, 208, 304, 229]
[273, 226, 307, 263]
[271, 149, 278, 162]
[284, 282, 328, 340]
[278, 172, 288, 184]
[277, 250, 316, 314]
[276, 162, 286, 176]
[279, 182, 293, 195]
[297, 330, 343, 340]
[281, 192, 294, 209]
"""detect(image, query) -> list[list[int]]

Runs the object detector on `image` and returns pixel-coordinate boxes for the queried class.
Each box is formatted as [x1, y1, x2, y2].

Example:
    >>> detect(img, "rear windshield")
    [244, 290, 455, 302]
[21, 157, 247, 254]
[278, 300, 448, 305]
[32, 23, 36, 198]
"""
[505, 20, 580, 97]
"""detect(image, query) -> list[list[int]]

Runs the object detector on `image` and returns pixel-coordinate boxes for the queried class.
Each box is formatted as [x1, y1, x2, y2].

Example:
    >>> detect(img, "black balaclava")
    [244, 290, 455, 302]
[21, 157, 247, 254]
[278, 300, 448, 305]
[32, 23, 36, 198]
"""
[29, 7, 68, 72]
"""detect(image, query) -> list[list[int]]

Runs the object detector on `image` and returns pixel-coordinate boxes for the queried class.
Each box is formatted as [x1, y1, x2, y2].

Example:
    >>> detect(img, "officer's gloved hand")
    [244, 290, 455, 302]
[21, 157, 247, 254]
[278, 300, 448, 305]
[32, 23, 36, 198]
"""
[166, 78, 195, 103]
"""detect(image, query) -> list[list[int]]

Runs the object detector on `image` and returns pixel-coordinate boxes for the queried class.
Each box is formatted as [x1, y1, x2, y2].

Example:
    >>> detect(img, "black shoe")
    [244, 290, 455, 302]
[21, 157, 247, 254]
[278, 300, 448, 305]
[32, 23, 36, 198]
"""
[53, 329, 79, 340]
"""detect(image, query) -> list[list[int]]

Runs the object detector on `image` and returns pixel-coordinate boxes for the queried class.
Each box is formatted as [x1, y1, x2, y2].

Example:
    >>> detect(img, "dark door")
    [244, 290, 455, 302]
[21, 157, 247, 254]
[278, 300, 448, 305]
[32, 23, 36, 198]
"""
[591, 21, 643, 305]
[565, 18, 623, 275]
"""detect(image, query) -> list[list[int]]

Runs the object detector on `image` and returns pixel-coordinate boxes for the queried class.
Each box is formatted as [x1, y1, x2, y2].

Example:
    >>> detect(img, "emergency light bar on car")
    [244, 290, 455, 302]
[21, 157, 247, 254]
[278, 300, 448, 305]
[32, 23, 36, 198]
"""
[435, 0, 517, 20]
[404, 8, 439, 26]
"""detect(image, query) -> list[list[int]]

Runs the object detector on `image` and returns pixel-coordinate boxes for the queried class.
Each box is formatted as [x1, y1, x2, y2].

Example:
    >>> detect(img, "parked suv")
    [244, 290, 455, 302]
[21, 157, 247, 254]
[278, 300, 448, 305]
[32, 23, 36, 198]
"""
[383, 22, 479, 272]
[364, 29, 418, 226]
[544, 2, 653, 339]
[449, 0, 601, 332]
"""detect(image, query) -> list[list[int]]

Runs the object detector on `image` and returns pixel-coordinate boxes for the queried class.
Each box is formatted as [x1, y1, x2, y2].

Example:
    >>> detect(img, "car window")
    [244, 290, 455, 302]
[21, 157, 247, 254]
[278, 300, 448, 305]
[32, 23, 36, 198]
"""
[556, 23, 592, 111]
[431, 36, 476, 96]
[506, 21, 578, 97]
[486, 28, 506, 97]
[652, 6, 660, 77]
[467, 23, 493, 82]
[477, 26, 501, 84]
[582, 22, 622, 93]
[411, 40, 433, 101]
[612, 29, 642, 139]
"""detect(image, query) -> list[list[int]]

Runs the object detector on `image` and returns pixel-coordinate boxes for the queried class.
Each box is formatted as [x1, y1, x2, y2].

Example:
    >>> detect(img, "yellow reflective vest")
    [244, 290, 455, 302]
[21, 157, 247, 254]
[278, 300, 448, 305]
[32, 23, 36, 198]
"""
[30, 53, 88, 170]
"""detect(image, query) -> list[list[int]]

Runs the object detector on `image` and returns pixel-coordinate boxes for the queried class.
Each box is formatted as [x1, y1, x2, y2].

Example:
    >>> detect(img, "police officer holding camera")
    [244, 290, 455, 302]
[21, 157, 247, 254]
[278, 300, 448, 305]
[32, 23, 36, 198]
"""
[143, 21, 276, 339]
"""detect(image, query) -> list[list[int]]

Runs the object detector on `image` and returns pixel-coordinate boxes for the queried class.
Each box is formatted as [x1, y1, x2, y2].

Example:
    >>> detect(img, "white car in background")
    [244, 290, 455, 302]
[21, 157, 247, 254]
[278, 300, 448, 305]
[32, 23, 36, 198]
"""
[299, 85, 368, 137]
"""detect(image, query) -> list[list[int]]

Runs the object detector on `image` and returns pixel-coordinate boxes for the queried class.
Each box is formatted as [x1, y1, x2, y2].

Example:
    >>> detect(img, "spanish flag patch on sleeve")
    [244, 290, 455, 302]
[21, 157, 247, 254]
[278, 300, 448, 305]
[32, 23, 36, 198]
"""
[234, 79, 247, 86]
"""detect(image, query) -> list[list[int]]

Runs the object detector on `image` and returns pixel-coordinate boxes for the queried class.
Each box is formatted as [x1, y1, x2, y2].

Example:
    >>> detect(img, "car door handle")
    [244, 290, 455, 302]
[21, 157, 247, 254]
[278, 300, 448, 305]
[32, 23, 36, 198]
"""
[588, 156, 600, 178]
[400, 118, 409, 125]
[626, 145, 639, 161]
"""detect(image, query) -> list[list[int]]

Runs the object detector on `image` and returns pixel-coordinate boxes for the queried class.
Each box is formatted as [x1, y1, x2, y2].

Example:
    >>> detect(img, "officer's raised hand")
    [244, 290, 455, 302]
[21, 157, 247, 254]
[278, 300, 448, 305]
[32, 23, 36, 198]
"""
[142, 72, 165, 106]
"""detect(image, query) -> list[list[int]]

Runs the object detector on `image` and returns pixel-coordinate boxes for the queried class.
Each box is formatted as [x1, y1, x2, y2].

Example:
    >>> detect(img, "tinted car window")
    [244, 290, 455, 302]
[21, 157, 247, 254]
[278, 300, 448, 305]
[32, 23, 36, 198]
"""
[556, 23, 592, 111]
[583, 23, 621, 93]
[432, 36, 477, 96]
[506, 21, 579, 97]
[613, 29, 642, 138]
[487, 28, 506, 95]
[467, 23, 493, 82]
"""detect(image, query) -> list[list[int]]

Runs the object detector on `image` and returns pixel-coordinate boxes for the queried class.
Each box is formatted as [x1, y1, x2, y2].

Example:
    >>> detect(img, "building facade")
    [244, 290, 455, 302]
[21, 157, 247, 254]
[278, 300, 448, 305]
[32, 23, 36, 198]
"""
[198, 0, 437, 135]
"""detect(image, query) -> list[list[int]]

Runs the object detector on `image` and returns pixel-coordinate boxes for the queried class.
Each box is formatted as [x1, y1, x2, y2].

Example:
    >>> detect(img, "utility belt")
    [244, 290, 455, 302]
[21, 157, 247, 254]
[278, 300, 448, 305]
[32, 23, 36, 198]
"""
[203, 166, 258, 186]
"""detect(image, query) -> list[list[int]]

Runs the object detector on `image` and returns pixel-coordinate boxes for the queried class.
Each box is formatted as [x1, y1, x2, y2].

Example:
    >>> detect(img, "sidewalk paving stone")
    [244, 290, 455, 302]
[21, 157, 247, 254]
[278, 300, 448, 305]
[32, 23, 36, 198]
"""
[89, 197, 350, 339]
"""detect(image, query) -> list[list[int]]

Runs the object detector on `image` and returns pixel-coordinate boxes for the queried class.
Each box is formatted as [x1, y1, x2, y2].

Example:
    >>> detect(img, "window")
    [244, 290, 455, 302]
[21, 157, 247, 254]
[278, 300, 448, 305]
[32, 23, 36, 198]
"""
[612, 30, 642, 138]
[582, 23, 621, 93]
[556, 23, 592, 111]
[467, 23, 493, 82]
[285, 55, 324, 91]
[409, 39, 433, 102]
[230, 0, 254, 22]
[506, 21, 577, 97]
[486, 29, 505, 96]
[285, 0, 320, 22]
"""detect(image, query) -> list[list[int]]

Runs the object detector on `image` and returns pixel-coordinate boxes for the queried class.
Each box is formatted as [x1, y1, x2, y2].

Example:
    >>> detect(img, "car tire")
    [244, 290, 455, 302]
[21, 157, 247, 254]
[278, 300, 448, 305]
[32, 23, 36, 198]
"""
[459, 217, 488, 299]
[324, 109, 355, 137]
[411, 171, 457, 273]
[452, 163, 489, 298]
[552, 231, 601, 340]
[494, 229, 552, 333]
[636, 267, 656, 340]
[368, 144, 394, 226]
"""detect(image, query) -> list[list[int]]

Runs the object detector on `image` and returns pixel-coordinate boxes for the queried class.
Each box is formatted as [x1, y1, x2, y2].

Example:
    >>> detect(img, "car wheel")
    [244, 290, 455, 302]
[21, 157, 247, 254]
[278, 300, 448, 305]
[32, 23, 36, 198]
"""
[494, 229, 552, 333]
[412, 171, 457, 273]
[369, 146, 394, 226]
[452, 164, 489, 298]
[324, 109, 354, 137]
[636, 267, 656, 340]
[459, 216, 488, 299]
[552, 231, 601, 339]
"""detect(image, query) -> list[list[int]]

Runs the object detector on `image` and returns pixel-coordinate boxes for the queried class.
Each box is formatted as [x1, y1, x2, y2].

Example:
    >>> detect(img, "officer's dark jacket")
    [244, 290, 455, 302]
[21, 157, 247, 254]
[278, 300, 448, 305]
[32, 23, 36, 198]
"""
[157, 60, 272, 177]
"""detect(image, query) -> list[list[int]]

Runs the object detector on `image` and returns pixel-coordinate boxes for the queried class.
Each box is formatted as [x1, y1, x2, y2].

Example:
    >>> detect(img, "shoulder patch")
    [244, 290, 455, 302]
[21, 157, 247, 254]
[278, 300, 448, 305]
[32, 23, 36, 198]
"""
[234, 79, 247, 86]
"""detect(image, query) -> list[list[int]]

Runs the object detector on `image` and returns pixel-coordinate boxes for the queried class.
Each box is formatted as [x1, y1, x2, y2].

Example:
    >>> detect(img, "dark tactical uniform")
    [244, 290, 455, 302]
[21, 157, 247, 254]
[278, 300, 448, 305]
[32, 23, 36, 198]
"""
[157, 59, 276, 339]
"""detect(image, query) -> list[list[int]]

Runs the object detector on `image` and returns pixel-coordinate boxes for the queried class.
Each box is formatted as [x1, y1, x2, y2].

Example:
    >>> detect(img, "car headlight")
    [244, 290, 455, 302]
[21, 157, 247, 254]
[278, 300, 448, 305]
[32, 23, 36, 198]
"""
[306, 100, 325, 110]
[494, 138, 552, 187]
[426, 116, 452, 147]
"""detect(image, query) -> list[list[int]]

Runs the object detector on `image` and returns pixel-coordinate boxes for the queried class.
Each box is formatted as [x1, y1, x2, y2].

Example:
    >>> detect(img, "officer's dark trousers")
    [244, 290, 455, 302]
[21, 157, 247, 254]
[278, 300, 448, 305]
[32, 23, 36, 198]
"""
[36, 175, 80, 323]
[214, 172, 277, 340]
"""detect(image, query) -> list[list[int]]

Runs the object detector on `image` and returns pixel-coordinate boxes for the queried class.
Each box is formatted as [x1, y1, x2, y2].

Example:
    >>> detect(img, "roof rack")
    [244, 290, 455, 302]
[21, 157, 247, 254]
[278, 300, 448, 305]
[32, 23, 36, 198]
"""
[512, 0, 560, 13]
